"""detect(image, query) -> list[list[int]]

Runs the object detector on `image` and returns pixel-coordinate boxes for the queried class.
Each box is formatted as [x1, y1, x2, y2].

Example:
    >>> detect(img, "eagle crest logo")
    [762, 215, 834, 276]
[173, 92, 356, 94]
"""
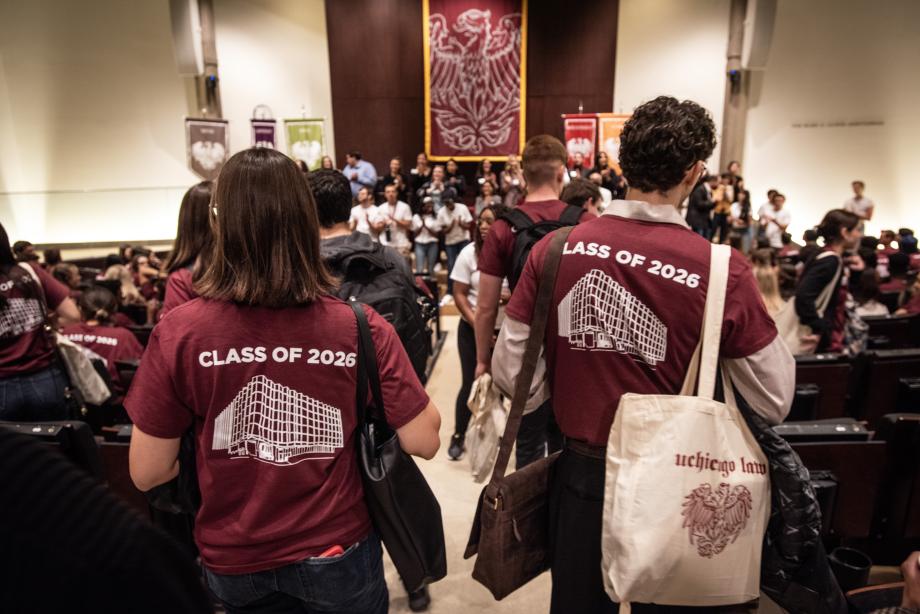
[428, 9, 522, 153]
[681, 482, 753, 558]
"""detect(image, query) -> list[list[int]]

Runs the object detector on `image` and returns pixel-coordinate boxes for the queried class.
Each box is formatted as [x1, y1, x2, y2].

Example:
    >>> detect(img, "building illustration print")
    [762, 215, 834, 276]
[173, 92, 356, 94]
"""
[212, 375, 344, 466]
[558, 269, 668, 367]
[0, 298, 45, 339]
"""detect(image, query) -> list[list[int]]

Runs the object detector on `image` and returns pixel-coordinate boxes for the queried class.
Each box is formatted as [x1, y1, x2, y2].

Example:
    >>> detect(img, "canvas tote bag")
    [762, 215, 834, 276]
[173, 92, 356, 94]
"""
[773, 251, 841, 355]
[22, 262, 111, 405]
[601, 243, 770, 607]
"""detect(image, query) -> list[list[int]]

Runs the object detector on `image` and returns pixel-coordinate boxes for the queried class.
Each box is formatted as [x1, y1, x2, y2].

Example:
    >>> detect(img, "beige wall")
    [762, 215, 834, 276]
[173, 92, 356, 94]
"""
[213, 0, 335, 167]
[742, 0, 920, 239]
[613, 0, 918, 238]
[613, 0, 731, 168]
[0, 0, 334, 246]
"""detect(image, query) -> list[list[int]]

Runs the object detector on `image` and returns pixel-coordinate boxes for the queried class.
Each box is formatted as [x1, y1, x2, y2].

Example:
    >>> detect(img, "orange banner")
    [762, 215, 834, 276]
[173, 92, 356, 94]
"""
[597, 113, 631, 174]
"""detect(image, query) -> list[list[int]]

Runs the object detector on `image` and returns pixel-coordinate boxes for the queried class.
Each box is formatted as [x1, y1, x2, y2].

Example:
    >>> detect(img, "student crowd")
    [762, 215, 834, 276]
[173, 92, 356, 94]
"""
[2, 95, 920, 614]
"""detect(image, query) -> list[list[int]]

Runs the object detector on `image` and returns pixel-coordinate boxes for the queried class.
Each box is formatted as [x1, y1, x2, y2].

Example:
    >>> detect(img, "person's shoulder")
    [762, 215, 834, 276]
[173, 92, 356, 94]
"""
[459, 241, 476, 257]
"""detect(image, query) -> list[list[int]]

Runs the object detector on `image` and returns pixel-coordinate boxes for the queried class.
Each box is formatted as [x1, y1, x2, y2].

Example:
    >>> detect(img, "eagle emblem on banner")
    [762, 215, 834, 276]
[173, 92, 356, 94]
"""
[681, 482, 753, 558]
[429, 8, 522, 154]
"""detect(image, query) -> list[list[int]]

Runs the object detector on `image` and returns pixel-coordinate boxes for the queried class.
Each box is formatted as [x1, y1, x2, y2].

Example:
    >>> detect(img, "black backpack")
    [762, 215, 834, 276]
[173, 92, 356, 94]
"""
[335, 248, 431, 383]
[502, 204, 584, 290]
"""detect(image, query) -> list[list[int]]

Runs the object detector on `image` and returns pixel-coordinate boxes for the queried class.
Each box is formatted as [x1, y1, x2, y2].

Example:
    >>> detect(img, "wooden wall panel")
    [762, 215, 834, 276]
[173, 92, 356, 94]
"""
[525, 0, 619, 141]
[325, 0, 619, 178]
[325, 0, 425, 173]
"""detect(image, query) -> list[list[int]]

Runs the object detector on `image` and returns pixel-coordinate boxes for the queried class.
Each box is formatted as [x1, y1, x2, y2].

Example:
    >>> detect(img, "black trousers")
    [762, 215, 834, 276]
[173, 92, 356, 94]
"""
[515, 400, 563, 469]
[454, 318, 476, 437]
[549, 448, 755, 614]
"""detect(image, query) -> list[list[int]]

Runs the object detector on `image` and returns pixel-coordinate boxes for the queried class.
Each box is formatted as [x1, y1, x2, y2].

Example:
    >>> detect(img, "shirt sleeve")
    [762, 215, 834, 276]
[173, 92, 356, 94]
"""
[478, 219, 514, 278]
[365, 306, 430, 430]
[450, 246, 473, 285]
[124, 326, 194, 439]
[33, 265, 69, 310]
[359, 162, 377, 188]
[411, 214, 422, 231]
[349, 207, 358, 223]
[504, 234, 549, 323]
[398, 203, 412, 221]
[720, 250, 778, 358]
[459, 205, 473, 223]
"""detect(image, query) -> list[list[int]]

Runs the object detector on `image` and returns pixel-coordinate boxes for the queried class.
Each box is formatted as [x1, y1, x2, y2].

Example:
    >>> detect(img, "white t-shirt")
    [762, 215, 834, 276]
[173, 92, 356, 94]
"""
[411, 214, 440, 243]
[350, 204, 383, 239]
[843, 196, 875, 219]
[757, 203, 792, 248]
[436, 204, 473, 245]
[449, 242, 510, 322]
[376, 200, 413, 249]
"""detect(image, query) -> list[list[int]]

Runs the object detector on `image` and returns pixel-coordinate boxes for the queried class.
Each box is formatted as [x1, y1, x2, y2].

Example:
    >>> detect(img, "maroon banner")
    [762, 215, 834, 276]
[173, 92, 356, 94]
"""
[562, 114, 597, 169]
[425, 0, 526, 160]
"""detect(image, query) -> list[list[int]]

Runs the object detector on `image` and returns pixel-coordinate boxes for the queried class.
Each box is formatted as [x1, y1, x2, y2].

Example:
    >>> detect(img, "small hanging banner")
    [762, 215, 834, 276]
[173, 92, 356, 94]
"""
[597, 113, 632, 174]
[251, 119, 277, 149]
[284, 118, 325, 170]
[186, 118, 229, 180]
[562, 114, 598, 169]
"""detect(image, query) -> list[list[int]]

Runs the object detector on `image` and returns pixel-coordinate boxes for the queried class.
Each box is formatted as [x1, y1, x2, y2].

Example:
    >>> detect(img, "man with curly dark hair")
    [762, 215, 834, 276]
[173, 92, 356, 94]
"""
[492, 96, 794, 612]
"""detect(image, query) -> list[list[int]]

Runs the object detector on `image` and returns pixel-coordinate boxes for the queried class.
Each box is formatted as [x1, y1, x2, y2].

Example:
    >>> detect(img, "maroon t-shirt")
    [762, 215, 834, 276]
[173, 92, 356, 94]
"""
[160, 268, 197, 318]
[62, 323, 143, 393]
[125, 296, 429, 574]
[478, 199, 596, 279]
[0, 264, 69, 377]
[505, 211, 777, 446]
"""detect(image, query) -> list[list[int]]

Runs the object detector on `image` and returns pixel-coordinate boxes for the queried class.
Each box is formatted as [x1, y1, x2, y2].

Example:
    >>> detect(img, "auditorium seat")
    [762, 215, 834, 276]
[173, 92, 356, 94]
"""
[872, 414, 920, 563]
[127, 325, 153, 347]
[846, 582, 905, 613]
[853, 349, 920, 427]
[793, 353, 852, 420]
[791, 441, 886, 539]
[877, 292, 902, 315]
[120, 303, 147, 325]
[864, 313, 920, 350]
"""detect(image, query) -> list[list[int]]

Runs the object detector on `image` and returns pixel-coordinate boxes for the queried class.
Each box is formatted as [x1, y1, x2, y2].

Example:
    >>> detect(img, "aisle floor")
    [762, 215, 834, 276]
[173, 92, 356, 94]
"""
[383, 315, 552, 613]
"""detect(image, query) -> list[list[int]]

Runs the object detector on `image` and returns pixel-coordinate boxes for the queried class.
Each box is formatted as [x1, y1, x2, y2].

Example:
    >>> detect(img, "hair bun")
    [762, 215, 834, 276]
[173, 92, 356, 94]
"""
[95, 308, 110, 321]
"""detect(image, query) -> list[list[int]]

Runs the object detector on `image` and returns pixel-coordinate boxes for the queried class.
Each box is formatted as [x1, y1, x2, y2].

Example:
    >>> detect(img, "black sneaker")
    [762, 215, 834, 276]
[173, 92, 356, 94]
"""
[408, 585, 431, 612]
[447, 433, 464, 460]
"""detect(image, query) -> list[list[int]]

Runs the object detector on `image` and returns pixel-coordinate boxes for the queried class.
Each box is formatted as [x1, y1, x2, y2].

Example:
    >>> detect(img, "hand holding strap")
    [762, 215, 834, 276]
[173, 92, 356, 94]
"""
[488, 226, 574, 488]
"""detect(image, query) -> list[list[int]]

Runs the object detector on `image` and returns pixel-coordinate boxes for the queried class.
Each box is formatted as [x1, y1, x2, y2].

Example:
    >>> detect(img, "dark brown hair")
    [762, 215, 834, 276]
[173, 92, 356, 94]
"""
[164, 181, 214, 275]
[196, 148, 335, 307]
[817, 209, 860, 245]
[522, 135, 567, 187]
[561, 177, 602, 209]
[619, 96, 716, 194]
[78, 287, 117, 324]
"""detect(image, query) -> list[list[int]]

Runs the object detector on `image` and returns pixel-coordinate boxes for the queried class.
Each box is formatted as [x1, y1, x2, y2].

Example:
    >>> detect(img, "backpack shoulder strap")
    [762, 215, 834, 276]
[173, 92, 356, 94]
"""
[501, 209, 534, 233]
[558, 204, 584, 226]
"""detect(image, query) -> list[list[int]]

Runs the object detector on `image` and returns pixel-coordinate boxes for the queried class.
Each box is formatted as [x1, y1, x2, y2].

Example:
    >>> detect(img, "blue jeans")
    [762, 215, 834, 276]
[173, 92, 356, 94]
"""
[0, 365, 70, 422]
[445, 240, 469, 294]
[414, 242, 439, 275]
[204, 533, 388, 614]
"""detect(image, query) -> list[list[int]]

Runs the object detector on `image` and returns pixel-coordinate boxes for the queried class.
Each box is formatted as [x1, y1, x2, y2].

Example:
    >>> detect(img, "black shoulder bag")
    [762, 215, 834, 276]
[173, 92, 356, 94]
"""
[350, 301, 447, 592]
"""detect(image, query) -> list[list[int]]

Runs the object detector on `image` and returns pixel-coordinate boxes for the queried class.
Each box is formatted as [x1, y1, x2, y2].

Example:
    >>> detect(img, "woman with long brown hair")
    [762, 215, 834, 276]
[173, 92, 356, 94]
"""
[160, 181, 213, 316]
[127, 148, 440, 614]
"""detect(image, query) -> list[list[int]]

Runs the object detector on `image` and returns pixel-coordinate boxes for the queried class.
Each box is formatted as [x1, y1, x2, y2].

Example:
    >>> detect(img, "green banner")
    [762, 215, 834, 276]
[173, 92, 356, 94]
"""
[284, 119, 325, 170]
